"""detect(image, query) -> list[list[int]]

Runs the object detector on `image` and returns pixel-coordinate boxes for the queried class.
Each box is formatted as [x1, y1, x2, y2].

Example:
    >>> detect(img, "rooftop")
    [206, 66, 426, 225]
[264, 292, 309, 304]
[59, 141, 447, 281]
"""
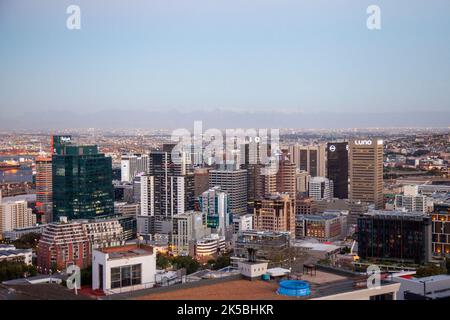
[106, 269, 394, 300]
[98, 244, 154, 260]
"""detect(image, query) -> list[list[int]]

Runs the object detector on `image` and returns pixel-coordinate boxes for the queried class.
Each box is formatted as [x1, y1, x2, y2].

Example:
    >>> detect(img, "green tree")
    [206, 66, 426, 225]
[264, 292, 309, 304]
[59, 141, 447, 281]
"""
[156, 253, 171, 270]
[213, 255, 231, 270]
[13, 232, 41, 249]
[172, 256, 200, 274]
[415, 264, 446, 278]
[0, 261, 37, 282]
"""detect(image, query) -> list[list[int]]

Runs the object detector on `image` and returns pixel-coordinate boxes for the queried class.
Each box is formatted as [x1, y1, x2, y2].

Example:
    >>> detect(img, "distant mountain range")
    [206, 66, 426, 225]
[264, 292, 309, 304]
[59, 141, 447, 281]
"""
[1, 109, 449, 130]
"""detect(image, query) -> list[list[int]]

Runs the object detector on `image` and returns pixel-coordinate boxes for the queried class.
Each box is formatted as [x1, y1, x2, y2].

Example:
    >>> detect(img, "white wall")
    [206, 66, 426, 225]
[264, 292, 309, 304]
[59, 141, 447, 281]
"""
[92, 249, 156, 294]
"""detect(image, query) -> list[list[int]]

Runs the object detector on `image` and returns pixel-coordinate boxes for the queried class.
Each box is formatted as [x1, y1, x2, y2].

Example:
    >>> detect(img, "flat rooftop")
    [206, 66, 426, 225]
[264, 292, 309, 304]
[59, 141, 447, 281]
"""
[98, 244, 154, 260]
[111, 269, 390, 300]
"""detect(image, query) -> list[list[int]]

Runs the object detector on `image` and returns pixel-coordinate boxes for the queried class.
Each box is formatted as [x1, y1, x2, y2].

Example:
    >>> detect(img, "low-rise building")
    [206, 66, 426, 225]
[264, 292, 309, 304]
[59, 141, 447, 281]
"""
[2, 224, 46, 241]
[92, 244, 156, 295]
[0, 244, 32, 265]
[37, 220, 91, 272]
[195, 233, 226, 257]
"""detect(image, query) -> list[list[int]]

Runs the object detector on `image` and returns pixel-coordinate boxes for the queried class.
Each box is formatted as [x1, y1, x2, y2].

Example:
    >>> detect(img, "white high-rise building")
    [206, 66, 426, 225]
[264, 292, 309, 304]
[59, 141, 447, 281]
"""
[121, 154, 149, 183]
[200, 187, 230, 238]
[0, 195, 36, 237]
[308, 177, 334, 201]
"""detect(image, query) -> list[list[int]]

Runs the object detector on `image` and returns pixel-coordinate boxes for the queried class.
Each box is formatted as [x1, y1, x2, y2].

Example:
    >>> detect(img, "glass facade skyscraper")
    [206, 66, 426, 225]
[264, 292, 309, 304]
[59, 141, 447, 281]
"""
[326, 142, 349, 199]
[52, 144, 114, 221]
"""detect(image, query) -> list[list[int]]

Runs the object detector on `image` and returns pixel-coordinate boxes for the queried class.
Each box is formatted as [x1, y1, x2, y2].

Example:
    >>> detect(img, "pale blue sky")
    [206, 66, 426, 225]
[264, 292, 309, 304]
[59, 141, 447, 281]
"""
[1, 0, 449, 120]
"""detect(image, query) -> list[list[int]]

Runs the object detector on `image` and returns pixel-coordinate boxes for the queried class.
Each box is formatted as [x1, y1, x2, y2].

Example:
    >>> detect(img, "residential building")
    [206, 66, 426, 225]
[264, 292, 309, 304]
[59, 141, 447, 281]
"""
[81, 219, 125, 249]
[0, 195, 36, 237]
[37, 220, 91, 272]
[35, 156, 53, 223]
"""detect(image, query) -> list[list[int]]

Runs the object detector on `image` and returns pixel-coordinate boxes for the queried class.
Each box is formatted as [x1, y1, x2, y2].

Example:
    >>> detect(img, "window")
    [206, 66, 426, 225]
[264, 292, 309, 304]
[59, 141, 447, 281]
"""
[110, 264, 142, 289]
[111, 267, 121, 289]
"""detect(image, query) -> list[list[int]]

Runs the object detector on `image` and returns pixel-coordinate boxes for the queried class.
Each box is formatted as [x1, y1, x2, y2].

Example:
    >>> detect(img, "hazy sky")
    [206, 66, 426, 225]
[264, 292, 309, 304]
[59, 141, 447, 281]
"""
[1, 0, 450, 120]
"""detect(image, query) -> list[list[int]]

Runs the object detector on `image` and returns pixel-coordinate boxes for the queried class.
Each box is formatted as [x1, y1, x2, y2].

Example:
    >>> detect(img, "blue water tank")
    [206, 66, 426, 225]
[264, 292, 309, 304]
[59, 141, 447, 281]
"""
[277, 280, 311, 297]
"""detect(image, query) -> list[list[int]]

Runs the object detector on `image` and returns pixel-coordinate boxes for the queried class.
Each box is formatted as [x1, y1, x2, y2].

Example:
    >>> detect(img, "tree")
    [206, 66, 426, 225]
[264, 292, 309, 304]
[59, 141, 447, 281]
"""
[415, 264, 446, 278]
[13, 233, 41, 249]
[171, 256, 200, 274]
[213, 255, 231, 270]
[0, 261, 37, 282]
[156, 253, 171, 270]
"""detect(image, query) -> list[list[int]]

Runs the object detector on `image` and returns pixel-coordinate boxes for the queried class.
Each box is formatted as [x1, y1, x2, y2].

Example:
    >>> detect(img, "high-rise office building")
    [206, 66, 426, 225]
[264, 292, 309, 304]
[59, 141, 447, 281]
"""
[51, 135, 72, 155]
[308, 177, 334, 201]
[52, 141, 114, 221]
[357, 211, 431, 264]
[288, 144, 326, 177]
[120, 154, 149, 183]
[326, 142, 348, 199]
[199, 187, 231, 237]
[253, 193, 295, 238]
[349, 139, 384, 209]
[35, 156, 53, 223]
[209, 169, 247, 215]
